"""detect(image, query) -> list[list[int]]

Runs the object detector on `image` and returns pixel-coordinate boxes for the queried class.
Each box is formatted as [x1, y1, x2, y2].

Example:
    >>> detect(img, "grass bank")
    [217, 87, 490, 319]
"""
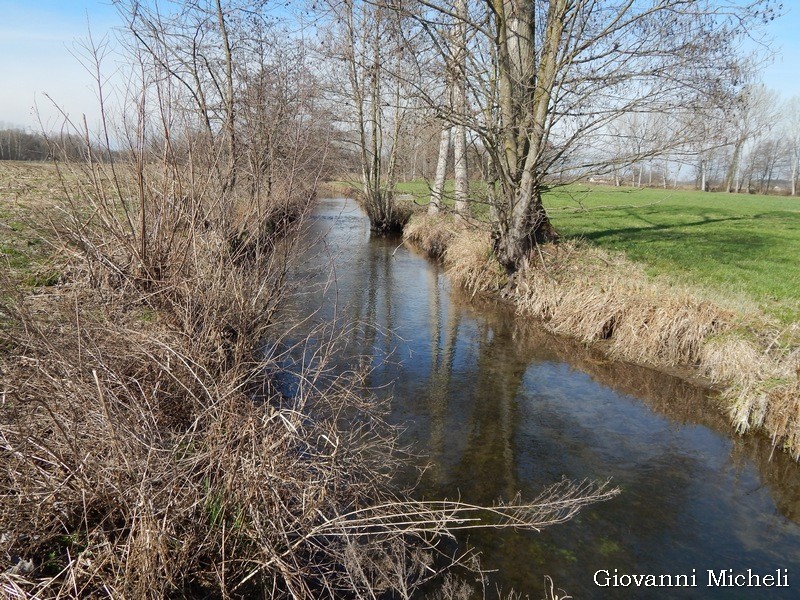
[395, 181, 799, 323]
[546, 186, 800, 325]
[404, 196, 800, 459]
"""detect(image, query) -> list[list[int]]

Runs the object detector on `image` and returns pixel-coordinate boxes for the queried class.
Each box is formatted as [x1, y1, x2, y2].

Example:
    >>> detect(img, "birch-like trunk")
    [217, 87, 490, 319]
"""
[726, 137, 744, 193]
[453, 0, 469, 218]
[700, 158, 707, 192]
[429, 127, 451, 215]
[453, 122, 468, 217]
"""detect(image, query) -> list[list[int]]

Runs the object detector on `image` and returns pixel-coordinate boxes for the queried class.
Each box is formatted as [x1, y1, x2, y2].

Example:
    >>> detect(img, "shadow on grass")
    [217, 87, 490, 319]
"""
[578, 213, 750, 242]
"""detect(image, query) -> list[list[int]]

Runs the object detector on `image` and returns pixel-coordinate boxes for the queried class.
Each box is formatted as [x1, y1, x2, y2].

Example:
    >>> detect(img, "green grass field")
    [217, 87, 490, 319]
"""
[545, 186, 800, 323]
[392, 179, 800, 323]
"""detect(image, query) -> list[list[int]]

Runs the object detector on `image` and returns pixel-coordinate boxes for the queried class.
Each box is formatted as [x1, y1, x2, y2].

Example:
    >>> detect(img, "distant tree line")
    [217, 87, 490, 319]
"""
[0, 128, 86, 161]
[594, 85, 800, 196]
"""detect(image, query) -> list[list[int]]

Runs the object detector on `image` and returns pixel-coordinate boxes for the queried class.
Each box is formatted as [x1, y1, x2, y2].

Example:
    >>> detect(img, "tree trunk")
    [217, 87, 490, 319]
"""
[453, 123, 469, 217]
[494, 187, 558, 271]
[700, 158, 706, 192]
[491, 0, 568, 272]
[429, 126, 451, 215]
[726, 137, 744, 193]
[216, 0, 237, 195]
[452, 0, 469, 218]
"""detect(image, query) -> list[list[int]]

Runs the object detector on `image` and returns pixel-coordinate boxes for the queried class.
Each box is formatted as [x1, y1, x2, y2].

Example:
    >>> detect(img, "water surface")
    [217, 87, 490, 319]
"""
[285, 197, 800, 598]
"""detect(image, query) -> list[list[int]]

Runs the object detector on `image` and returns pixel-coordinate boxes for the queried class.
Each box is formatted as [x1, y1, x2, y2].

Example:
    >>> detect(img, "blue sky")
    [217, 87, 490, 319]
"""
[1, 0, 799, 131]
[0, 0, 120, 130]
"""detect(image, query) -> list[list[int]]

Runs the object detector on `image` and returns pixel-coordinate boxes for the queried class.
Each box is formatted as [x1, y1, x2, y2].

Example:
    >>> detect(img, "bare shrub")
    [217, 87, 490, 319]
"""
[0, 289, 397, 597]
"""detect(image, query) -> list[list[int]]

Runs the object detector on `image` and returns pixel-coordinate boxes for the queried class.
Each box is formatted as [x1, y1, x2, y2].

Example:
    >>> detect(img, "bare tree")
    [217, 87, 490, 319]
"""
[747, 136, 786, 194]
[723, 84, 781, 193]
[451, 0, 470, 218]
[404, 0, 778, 271]
[428, 0, 471, 218]
[785, 96, 800, 196]
[323, 0, 421, 232]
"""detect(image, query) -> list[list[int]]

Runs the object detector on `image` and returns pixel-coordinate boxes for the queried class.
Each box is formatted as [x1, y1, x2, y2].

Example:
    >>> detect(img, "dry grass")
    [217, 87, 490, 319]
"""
[0, 143, 619, 597]
[404, 215, 506, 294]
[515, 242, 731, 368]
[444, 230, 507, 295]
[0, 161, 618, 597]
[1, 285, 407, 597]
[403, 214, 457, 259]
[404, 213, 800, 460]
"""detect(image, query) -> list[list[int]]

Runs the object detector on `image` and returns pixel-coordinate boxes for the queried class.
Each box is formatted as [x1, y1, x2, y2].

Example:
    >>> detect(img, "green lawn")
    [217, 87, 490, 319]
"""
[391, 179, 800, 323]
[394, 179, 494, 219]
[546, 186, 800, 323]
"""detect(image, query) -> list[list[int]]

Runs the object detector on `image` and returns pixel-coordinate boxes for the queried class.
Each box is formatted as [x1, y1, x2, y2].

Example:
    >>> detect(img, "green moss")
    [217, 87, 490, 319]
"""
[23, 269, 61, 287]
[597, 538, 622, 556]
[0, 244, 30, 269]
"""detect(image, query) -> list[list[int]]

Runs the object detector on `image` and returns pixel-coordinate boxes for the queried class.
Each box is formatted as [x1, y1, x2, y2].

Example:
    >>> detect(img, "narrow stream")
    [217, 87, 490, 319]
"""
[285, 198, 800, 598]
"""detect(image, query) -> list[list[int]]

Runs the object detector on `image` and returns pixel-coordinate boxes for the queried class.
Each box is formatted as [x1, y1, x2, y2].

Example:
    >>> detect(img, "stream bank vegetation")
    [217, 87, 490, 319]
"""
[1, 1, 618, 597]
[404, 199, 800, 459]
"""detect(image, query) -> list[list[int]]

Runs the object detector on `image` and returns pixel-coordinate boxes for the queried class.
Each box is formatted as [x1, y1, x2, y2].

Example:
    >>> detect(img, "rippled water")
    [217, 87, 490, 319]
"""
[283, 197, 800, 598]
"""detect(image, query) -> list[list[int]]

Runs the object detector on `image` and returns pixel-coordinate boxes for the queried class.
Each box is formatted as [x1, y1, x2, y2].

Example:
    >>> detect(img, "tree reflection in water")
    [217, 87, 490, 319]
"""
[285, 198, 800, 599]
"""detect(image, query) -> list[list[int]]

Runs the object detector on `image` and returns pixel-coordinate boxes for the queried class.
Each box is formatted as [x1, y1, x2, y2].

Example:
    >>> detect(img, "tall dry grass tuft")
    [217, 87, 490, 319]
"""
[515, 242, 732, 368]
[704, 330, 800, 457]
[404, 214, 506, 294]
[403, 214, 457, 259]
[444, 230, 507, 295]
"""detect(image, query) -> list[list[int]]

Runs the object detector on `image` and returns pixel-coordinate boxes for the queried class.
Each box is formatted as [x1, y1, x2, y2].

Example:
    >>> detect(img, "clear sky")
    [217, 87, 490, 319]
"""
[0, 0, 120, 131]
[1, 0, 799, 131]
[759, 4, 800, 99]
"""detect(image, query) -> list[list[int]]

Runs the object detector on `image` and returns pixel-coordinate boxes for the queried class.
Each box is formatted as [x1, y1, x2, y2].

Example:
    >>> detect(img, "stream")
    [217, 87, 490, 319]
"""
[283, 197, 800, 598]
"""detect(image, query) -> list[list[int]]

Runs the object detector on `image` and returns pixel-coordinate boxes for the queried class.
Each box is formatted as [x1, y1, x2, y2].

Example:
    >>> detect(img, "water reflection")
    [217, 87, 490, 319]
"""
[286, 198, 800, 599]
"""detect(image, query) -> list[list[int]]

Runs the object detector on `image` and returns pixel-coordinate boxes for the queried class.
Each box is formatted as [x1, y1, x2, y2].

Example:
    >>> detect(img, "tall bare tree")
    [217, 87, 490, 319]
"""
[785, 96, 800, 196]
[323, 0, 421, 232]
[428, 0, 471, 218]
[723, 84, 780, 193]
[404, 0, 778, 271]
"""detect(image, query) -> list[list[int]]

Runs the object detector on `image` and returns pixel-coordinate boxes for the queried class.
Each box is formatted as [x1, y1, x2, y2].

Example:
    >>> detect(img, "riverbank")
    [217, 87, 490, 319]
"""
[404, 213, 800, 459]
[1, 161, 404, 596]
[2, 163, 615, 597]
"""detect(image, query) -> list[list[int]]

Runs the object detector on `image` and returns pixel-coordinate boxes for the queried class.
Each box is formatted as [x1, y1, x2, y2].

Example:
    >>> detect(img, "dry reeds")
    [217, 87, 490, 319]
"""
[404, 214, 506, 294]
[403, 214, 457, 259]
[0, 286, 396, 597]
[515, 243, 731, 368]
